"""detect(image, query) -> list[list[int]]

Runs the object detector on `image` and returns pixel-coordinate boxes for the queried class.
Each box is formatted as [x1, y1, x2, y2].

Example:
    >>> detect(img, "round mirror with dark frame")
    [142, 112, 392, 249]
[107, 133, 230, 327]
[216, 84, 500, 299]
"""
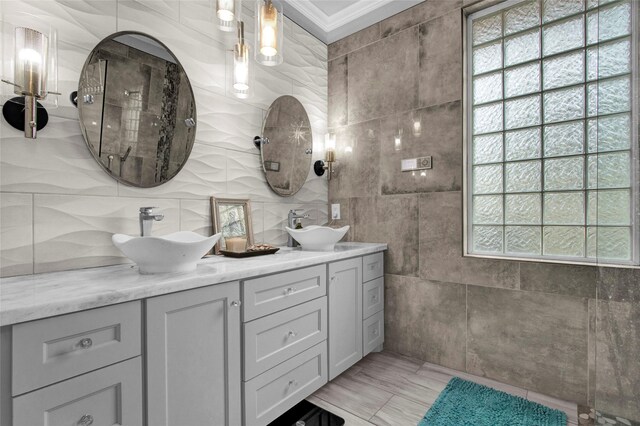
[259, 95, 312, 197]
[78, 32, 196, 188]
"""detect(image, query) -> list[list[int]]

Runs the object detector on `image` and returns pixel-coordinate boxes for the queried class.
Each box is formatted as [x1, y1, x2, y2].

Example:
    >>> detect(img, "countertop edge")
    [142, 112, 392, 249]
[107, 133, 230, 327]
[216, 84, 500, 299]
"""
[0, 244, 387, 326]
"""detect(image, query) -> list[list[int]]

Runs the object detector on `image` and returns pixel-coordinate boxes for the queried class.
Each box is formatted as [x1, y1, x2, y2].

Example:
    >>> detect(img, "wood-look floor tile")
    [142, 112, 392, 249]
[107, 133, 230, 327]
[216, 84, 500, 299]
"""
[528, 391, 578, 424]
[349, 360, 443, 406]
[306, 396, 375, 426]
[420, 361, 528, 398]
[370, 395, 428, 426]
[313, 374, 394, 420]
[357, 351, 424, 374]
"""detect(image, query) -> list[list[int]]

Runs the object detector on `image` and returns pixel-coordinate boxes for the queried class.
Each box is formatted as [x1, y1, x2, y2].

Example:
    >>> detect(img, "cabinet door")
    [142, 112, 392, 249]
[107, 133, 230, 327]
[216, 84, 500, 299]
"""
[13, 357, 142, 426]
[328, 257, 363, 380]
[146, 282, 241, 426]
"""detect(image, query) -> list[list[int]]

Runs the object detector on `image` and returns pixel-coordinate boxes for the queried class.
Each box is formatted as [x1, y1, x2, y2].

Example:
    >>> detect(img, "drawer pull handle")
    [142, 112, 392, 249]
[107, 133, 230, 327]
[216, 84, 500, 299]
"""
[287, 330, 297, 338]
[230, 300, 242, 308]
[369, 263, 378, 270]
[78, 414, 94, 426]
[288, 379, 298, 387]
[371, 294, 377, 301]
[79, 338, 93, 349]
[284, 287, 297, 295]
[372, 329, 379, 336]
[331, 276, 335, 281]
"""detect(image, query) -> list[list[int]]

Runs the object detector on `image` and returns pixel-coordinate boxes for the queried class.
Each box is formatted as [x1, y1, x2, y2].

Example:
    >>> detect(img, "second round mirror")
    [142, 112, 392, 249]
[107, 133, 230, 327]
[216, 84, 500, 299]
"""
[260, 95, 312, 197]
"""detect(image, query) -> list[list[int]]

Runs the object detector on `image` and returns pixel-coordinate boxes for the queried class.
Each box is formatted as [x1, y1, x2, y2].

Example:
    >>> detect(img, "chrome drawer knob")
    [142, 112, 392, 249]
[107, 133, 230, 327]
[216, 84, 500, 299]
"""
[79, 338, 93, 349]
[372, 329, 379, 336]
[285, 287, 297, 295]
[287, 330, 297, 338]
[230, 300, 242, 308]
[371, 294, 377, 301]
[78, 414, 94, 426]
[288, 379, 298, 387]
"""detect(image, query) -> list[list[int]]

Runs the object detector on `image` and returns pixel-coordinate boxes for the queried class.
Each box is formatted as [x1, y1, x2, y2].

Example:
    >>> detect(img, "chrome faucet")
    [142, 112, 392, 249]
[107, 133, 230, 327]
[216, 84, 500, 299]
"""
[139, 207, 164, 237]
[287, 209, 309, 247]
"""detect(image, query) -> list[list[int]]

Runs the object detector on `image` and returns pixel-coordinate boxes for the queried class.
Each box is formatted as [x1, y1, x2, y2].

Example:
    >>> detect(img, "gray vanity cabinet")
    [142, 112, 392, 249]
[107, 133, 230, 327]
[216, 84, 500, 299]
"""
[146, 281, 242, 426]
[328, 257, 363, 380]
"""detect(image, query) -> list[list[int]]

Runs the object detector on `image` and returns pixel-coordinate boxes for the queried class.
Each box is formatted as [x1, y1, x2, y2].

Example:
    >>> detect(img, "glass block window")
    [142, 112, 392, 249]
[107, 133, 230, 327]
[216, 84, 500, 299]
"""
[466, 0, 638, 265]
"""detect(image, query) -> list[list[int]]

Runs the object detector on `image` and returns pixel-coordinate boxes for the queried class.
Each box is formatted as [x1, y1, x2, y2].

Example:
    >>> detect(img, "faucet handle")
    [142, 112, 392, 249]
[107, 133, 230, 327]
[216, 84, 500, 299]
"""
[140, 207, 159, 213]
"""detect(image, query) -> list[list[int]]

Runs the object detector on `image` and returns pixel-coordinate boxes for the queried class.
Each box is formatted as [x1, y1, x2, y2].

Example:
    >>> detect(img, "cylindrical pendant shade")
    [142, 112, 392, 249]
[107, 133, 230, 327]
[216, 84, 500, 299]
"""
[232, 21, 251, 99]
[217, 0, 240, 32]
[14, 27, 48, 98]
[255, 0, 283, 66]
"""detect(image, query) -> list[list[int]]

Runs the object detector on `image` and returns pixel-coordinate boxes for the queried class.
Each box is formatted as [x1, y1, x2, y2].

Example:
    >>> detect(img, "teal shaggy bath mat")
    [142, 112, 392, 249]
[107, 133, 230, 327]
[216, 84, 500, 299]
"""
[418, 377, 567, 426]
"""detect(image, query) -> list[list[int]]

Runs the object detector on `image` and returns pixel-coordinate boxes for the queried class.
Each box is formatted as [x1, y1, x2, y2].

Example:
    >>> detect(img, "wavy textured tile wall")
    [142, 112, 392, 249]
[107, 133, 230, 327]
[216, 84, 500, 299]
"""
[0, 0, 327, 276]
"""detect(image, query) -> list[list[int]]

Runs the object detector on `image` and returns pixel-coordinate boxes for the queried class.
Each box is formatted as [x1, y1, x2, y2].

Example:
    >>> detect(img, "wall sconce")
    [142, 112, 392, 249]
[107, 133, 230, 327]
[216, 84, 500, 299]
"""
[314, 132, 336, 180]
[232, 21, 250, 99]
[217, 0, 240, 32]
[255, 0, 283, 66]
[2, 26, 59, 139]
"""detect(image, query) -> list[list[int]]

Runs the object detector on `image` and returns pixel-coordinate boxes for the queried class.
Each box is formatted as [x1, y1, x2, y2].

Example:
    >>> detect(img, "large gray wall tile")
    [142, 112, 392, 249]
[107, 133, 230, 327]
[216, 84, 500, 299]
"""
[595, 300, 640, 422]
[328, 56, 348, 128]
[347, 27, 419, 124]
[328, 23, 380, 60]
[351, 196, 419, 276]
[467, 285, 589, 404]
[597, 267, 640, 303]
[385, 274, 466, 370]
[380, 101, 462, 195]
[380, 0, 461, 39]
[520, 262, 597, 298]
[418, 10, 462, 107]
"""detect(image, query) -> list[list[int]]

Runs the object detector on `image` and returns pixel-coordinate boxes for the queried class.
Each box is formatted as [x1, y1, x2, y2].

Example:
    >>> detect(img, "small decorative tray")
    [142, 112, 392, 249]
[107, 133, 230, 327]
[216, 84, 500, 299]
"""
[219, 248, 280, 258]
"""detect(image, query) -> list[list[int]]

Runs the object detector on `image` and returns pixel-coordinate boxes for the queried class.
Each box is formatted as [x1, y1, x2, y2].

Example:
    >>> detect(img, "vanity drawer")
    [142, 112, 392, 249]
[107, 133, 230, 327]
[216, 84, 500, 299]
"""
[362, 252, 384, 283]
[244, 342, 327, 426]
[363, 277, 384, 319]
[244, 297, 327, 380]
[12, 301, 141, 396]
[13, 357, 143, 426]
[243, 265, 326, 321]
[363, 310, 384, 356]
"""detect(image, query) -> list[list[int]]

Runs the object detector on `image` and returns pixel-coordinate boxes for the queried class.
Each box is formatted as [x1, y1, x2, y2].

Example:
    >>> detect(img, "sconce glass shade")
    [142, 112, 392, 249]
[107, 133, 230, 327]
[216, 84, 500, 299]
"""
[255, 0, 283, 66]
[325, 132, 336, 152]
[394, 134, 402, 151]
[217, 0, 240, 32]
[2, 23, 58, 138]
[14, 27, 49, 98]
[234, 44, 250, 91]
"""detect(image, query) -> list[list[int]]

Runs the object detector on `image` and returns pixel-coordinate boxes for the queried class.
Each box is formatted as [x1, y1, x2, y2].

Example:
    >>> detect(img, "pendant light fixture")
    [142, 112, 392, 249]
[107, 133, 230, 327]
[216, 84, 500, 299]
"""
[232, 21, 251, 98]
[216, 0, 240, 32]
[255, 0, 283, 66]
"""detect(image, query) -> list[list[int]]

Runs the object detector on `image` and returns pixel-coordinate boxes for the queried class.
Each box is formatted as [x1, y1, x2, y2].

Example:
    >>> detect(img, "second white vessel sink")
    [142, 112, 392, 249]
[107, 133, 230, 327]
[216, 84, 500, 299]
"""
[285, 225, 350, 251]
[112, 231, 222, 274]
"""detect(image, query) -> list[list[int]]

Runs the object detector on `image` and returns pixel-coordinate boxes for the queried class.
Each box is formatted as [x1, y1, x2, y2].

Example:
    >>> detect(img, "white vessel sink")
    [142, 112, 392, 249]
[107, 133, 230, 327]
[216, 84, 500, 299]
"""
[285, 225, 350, 251]
[112, 231, 222, 274]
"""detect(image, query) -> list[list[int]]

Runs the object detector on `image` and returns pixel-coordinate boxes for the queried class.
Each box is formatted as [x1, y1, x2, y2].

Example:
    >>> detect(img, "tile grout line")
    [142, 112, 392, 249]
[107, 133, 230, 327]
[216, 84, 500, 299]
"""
[312, 392, 376, 424]
[368, 393, 396, 423]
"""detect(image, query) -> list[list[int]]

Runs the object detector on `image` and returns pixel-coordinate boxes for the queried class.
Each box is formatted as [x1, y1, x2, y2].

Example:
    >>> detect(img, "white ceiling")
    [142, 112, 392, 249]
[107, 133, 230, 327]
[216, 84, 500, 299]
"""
[281, 0, 423, 44]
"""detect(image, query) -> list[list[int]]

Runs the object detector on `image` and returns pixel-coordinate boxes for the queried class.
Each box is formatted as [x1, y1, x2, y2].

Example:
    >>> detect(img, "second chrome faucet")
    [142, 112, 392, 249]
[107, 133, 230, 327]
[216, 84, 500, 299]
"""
[139, 207, 164, 237]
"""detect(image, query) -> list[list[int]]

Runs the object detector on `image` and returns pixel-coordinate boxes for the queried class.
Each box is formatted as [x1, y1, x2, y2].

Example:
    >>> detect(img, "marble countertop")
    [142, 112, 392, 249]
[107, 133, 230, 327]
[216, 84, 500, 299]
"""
[0, 243, 387, 326]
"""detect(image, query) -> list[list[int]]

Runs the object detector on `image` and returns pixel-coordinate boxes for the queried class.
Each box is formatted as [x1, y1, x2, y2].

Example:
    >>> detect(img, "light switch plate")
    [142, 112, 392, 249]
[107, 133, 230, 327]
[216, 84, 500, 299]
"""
[331, 204, 341, 220]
